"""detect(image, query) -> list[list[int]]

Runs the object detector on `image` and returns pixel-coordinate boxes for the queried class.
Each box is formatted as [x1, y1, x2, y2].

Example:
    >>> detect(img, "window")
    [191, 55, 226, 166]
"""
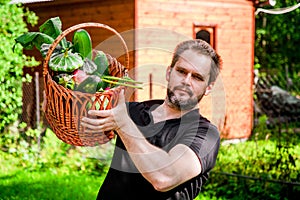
[193, 23, 217, 49]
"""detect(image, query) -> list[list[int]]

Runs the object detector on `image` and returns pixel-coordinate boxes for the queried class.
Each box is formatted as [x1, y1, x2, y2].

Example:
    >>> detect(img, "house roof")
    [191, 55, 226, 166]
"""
[10, 0, 53, 4]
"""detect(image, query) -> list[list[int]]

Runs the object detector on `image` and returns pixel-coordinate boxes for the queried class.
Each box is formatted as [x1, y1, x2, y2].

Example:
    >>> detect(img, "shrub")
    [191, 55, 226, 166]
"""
[199, 138, 300, 200]
[0, 0, 39, 133]
[4, 127, 114, 175]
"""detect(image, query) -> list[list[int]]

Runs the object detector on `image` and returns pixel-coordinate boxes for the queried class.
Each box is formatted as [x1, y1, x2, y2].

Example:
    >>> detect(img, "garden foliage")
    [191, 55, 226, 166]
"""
[4, 127, 114, 175]
[199, 117, 300, 200]
[0, 0, 39, 132]
[255, 0, 300, 94]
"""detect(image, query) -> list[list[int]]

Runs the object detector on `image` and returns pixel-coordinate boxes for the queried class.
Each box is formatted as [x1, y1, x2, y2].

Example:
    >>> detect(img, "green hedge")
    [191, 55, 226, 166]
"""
[199, 132, 300, 200]
[0, 0, 39, 132]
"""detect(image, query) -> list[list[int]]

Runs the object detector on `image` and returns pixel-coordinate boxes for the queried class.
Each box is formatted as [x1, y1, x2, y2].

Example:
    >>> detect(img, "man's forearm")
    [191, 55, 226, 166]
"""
[116, 117, 199, 192]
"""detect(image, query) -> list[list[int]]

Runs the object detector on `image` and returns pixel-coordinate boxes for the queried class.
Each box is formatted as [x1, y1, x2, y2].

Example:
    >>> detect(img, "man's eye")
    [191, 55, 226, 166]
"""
[177, 69, 186, 74]
[193, 75, 204, 81]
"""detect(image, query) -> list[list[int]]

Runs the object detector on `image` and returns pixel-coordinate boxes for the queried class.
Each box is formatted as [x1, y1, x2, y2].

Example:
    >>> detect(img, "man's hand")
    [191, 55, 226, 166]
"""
[81, 89, 129, 133]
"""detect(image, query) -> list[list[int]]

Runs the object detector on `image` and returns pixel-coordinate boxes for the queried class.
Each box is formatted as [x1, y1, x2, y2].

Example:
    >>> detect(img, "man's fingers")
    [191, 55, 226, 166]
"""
[80, 121, 100, 130]
[117, 89, 125, 105]
[81, 117, 105, 126]
[81, 89, 126, 132]
[88, 109, 111, 117]
[81, 118, 116, 131]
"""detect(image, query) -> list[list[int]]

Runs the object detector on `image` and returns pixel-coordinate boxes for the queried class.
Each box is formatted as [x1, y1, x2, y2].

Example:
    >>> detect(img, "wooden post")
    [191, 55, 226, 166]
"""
[35, 72, 41, 150]
[149, 73, 153, 99]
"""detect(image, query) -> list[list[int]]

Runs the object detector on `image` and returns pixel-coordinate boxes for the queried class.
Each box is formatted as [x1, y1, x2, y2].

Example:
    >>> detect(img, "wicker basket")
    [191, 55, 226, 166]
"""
[43, 23, 129, 146]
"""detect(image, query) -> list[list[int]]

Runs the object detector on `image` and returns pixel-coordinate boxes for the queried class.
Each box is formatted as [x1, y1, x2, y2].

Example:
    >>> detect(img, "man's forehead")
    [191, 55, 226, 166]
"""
[176, 51, 211, 74]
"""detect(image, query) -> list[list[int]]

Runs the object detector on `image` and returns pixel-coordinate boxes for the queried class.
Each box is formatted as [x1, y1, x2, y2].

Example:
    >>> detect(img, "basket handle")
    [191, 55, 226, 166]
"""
[43, 22, 129, 76]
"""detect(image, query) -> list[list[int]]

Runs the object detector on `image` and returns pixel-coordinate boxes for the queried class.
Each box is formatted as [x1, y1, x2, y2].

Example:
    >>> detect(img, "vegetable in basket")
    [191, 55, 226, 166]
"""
[14, 17, 67, 52]
[53, 73, 75, 90]
[75, 75, 102, 93]
[49, 49, 83, 72]
[15, 16, 143, 93]
[93, 50, 110, 76]
[72, 29, 93, 60]
[73, 69, 88, 84]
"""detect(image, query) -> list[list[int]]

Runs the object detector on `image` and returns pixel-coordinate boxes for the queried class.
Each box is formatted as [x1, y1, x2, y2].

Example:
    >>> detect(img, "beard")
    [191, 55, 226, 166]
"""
[167, 85, 205, 111]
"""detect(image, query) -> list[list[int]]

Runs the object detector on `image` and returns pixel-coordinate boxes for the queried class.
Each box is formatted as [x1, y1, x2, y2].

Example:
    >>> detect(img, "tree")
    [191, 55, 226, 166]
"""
[0, 0, 39, 132]
[255, 0, 300, 93]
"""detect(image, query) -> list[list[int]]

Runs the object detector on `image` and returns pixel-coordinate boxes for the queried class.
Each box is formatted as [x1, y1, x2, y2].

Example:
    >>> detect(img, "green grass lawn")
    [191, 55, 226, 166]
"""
[0, 170, 103, 200]
[0, 151, 215, 200]
[2, 133, 298, 200]
[0, 153, 104, 200]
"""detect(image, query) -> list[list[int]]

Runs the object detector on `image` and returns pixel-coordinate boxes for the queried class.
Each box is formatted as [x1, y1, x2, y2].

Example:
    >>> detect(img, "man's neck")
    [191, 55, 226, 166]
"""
[151, 100, 197, 124]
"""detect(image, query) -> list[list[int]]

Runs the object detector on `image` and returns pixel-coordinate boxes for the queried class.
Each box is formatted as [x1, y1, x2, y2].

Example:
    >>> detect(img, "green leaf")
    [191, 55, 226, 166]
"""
[81, 58, 97, 74]
[53, 73, 75, 90]
[39, 16, 67, 49]
[14, 32, 54, 51]
[40, 43, 62, 58]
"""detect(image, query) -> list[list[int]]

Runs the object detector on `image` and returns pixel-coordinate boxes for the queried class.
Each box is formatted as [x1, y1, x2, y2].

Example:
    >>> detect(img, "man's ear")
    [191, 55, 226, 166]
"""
[166, 66, 171, 81]
[204, 82, 215, 96]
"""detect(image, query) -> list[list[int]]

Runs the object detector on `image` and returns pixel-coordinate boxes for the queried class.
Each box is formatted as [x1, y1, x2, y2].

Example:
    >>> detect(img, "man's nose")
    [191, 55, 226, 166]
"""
[182, 73, 192, 85]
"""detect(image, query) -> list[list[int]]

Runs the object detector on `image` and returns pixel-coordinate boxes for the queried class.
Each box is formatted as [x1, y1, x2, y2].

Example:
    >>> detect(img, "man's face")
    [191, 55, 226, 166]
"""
[166, 50, 212, 111]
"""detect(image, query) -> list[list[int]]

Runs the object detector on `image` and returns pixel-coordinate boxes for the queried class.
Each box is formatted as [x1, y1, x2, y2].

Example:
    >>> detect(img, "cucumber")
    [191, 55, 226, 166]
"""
[93, 50, 109, 76]
[72, 29, 92, 60]
[75, 75, 102, 93]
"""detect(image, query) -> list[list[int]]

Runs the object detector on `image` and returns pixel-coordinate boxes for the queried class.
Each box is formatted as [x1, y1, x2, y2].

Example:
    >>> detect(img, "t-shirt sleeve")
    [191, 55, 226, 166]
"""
[179, 123, 220, 173]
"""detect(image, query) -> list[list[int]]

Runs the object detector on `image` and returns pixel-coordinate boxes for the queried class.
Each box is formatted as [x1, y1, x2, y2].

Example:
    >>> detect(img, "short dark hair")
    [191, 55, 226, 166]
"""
[170, 39, 222, 84]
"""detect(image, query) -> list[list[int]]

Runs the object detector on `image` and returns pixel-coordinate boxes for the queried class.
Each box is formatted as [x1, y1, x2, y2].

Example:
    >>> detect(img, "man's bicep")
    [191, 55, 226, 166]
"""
[169, 144, 202, 183]
[183, 124, 220, 173]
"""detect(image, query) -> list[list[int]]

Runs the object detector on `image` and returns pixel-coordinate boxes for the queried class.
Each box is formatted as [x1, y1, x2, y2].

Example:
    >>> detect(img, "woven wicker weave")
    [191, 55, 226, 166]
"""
[43, 23, 129, 146]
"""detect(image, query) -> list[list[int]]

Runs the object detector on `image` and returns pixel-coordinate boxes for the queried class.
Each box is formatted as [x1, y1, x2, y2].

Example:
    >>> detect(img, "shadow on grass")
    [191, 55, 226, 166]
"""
[0, 171, 23, 180]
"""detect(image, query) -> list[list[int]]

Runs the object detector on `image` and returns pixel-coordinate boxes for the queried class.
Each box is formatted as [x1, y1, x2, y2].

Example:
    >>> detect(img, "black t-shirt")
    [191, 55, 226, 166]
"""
[97, 100, 220, 200]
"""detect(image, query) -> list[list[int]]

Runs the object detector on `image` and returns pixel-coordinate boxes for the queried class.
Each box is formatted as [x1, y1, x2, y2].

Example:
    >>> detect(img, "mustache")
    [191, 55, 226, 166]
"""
[173, 85, 193, 96]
